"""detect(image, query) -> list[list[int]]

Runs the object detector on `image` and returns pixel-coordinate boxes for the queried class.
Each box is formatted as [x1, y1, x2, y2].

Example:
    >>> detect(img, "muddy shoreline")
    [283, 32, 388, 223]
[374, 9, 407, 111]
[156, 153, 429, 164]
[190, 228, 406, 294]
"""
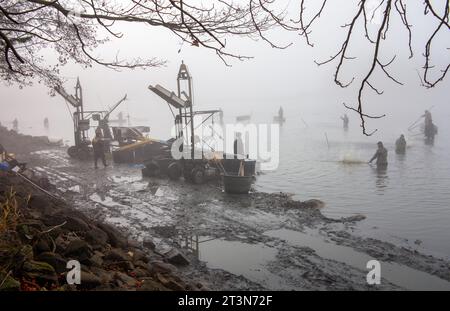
[2, 127, 450, 290]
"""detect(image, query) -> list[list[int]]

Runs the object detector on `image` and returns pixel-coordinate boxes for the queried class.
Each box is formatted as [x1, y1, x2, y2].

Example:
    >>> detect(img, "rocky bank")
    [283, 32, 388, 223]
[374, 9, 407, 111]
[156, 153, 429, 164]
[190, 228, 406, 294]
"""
[0, 173, 204, 291]
[0, 125, 200, 291]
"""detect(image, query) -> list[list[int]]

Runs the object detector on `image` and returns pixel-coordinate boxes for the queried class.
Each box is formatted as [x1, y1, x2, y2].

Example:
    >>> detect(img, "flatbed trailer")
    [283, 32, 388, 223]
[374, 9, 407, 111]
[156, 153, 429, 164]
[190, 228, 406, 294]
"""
[144, 62, 257, 190]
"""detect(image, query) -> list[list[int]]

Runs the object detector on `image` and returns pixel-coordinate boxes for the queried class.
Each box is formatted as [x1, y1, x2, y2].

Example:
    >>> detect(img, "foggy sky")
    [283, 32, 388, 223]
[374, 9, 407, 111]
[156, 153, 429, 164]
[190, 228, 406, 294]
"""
[1, 0, 449, 141]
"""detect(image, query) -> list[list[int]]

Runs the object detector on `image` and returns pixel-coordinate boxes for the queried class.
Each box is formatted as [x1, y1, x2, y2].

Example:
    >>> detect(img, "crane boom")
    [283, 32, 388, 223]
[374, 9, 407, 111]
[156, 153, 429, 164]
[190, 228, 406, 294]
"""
[55, 85, 81, 108]
[104, 94, 127, 120]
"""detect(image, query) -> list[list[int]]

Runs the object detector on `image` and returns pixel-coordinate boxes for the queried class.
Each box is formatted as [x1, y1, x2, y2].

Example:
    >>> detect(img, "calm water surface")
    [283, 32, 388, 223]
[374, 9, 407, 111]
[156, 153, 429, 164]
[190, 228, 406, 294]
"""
[256, 114, 450, 259]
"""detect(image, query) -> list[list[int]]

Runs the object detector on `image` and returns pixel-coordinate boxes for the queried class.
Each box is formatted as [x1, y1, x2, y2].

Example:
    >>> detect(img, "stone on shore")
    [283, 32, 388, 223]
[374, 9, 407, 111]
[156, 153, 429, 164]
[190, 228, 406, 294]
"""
[36, 252, 67, 274]
[96, 222, 127, 248]
[164, 248, 190, 266]
[64, 239, 93, 262]
[22, 260, 58, 283]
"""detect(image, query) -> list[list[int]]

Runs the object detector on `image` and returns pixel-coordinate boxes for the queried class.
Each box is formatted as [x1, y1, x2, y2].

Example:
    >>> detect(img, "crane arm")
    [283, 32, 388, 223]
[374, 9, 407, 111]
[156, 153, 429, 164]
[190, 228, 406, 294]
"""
[104, 94, 127, 120]
[54, 85, 81, 108]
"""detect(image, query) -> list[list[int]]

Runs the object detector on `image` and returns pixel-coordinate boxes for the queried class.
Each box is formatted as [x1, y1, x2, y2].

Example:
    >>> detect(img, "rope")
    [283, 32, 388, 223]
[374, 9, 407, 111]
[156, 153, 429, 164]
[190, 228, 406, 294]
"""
[15, 171, 63, 202]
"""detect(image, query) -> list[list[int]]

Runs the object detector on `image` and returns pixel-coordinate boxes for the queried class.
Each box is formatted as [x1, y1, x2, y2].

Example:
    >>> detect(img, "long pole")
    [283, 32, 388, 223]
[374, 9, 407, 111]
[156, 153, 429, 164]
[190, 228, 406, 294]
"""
[188, 79, 195, 160]
[408, 105, 435, 131]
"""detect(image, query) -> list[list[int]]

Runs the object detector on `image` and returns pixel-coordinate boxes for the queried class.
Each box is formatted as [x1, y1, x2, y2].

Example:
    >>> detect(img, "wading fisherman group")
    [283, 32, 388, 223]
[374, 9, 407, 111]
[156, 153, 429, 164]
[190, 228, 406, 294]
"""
[342, 110, 438, 170]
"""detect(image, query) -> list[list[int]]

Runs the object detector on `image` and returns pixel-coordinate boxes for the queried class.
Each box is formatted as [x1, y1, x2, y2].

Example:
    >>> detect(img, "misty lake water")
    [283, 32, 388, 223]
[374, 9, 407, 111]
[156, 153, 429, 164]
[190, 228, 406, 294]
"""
[255, 114, 450, 260]
[6, 109, 450, 260]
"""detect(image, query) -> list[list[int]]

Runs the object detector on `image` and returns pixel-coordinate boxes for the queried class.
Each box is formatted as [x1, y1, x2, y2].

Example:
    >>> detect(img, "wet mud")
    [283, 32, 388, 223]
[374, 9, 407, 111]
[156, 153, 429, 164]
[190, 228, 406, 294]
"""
[26, 148, 450, 290]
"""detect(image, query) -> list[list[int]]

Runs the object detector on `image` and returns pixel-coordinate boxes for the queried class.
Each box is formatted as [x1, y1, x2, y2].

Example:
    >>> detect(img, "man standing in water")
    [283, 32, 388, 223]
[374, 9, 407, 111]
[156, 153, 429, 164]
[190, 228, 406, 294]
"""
[92, 129, 108, 169]
[395, 134, 407, 154]
[278, 106, 284, 119]
[44, 117, 49, 130]
[422, 110, 436, 141]
[12, 118, 18, 132]
[369, 141, 388, 168]
[341, 114, 349, 130]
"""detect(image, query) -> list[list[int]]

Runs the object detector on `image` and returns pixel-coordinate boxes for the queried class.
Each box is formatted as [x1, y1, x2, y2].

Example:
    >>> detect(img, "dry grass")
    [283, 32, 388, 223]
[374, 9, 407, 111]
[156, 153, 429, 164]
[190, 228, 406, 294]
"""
[0, 188, 20, 233]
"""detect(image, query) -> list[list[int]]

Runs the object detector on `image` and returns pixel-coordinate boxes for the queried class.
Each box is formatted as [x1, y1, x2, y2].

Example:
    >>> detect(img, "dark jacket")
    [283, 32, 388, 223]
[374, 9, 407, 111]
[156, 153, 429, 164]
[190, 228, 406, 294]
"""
[371, 147, 388, 166]
[92, 137, 104, 155]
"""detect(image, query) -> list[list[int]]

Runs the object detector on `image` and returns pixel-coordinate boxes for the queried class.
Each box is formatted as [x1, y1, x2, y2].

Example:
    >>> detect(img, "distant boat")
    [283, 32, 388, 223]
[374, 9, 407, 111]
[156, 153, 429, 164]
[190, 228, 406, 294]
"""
[236, 115, 251, 122]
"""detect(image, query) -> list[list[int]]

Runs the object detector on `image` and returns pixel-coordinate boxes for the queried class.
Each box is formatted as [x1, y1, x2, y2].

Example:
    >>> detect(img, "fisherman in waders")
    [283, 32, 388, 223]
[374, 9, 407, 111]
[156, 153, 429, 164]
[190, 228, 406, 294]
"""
[92, 129, 107, 169]
[395, 134, 407, 154]
[369, 141, 388, 169]
[423, 110, 436, 142]
[341, 114, 349, 130]
[278, 106, 284, 119]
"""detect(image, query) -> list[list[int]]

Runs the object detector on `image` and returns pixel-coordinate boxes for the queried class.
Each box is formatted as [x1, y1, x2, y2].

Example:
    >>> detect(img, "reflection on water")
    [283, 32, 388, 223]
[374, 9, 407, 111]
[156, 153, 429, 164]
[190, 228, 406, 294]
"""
[372, 165, 389, 193]
[175, 233, 287, 289]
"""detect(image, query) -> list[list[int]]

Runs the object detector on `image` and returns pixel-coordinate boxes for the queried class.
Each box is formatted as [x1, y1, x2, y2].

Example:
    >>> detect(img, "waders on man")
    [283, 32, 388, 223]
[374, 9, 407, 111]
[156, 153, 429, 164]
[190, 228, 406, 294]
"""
[369, 141, 388, 169]
[92, 129, 107, 169]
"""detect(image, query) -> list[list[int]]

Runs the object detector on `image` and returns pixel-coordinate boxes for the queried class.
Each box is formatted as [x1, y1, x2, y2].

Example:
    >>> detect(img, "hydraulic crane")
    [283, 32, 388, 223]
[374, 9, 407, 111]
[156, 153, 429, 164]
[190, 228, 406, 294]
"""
[55, 78, 127, 160]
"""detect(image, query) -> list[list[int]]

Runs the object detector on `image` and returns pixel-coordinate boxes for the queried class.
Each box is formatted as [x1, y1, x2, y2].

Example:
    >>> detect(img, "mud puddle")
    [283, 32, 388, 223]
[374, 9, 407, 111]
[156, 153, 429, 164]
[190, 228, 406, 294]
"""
[266, 228, 450, 291]
[195, 237, 291, 290]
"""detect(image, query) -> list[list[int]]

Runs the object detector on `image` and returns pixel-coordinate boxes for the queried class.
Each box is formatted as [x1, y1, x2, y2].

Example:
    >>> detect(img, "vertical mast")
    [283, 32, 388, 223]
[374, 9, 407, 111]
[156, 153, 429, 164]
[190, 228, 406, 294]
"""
[177, 61, 194, 159]
[75, 78, 86, 142]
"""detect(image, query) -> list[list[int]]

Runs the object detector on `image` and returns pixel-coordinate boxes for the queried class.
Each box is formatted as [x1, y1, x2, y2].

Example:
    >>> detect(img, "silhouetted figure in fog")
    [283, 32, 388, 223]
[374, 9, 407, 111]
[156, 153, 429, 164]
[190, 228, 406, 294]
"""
[341, 114, 349, 130]
[395, 134, 407, 154]
[92, 129, 107, 169]
[422, 110, 437, 142]
[12, 118, 18, 132]
[278, 107, 284, 119]
[44, 117, 49, 130]
[369, 141, 388, 169]
[233, 132, 244, 160]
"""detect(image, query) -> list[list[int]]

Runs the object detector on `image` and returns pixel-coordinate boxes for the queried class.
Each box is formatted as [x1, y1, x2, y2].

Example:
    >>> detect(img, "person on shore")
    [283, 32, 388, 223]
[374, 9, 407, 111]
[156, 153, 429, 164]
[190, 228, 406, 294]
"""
[233, 132, 244, 160]
[341, 114, 349, 130]
[44, 117, 49, 130]
[369, 141, 388, 168]
[395, 134, 407, 154]
[92, 129, 107, 169]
